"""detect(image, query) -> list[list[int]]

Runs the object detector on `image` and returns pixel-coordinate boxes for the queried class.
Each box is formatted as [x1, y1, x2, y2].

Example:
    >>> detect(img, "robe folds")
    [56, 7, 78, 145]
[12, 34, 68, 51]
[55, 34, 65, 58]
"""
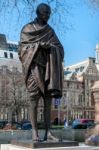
[18, 19, 64, 98]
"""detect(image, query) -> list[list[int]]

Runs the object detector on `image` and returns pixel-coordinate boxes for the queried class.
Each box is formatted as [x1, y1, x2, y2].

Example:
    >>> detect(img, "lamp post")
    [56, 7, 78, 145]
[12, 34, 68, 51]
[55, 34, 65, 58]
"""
[66, 92, 69, 126]
[54, 98, 60, 126]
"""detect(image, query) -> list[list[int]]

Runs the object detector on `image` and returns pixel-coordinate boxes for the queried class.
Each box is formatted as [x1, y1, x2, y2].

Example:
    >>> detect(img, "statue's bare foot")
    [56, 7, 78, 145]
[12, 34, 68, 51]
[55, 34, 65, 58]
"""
[44, 131, 59, 142]
[32, 130, 41, 142]
[33, 136, 42, 142]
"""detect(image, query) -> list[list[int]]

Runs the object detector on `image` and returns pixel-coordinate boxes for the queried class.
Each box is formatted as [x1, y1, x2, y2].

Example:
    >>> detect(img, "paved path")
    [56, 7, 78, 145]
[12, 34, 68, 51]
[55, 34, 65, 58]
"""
[1, 144, 99, 150]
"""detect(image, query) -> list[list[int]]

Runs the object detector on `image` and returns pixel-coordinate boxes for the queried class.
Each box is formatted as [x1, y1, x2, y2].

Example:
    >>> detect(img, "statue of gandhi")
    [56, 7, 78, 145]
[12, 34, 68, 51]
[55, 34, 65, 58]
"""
[18, 3, 64, 142]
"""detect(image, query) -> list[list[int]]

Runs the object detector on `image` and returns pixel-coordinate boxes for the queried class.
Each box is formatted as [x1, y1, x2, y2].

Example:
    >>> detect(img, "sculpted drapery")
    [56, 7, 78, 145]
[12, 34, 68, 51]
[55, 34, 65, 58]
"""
[18, 19, 64, 98]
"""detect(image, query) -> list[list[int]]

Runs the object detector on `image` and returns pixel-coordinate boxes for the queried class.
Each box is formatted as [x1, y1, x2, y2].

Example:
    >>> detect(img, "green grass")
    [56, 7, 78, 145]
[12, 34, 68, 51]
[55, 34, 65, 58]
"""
[37, 122, 64, 129]
[51, 125, 64, 129]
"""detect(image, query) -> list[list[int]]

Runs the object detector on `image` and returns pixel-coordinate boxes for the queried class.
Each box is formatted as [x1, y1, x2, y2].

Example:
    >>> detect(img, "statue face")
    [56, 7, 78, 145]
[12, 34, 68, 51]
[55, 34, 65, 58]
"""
[37, 6, 51, 23]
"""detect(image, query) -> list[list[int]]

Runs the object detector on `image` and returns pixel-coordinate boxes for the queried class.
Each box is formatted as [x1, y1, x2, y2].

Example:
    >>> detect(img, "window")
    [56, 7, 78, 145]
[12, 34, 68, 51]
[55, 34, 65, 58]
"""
[90, 80, 94, 87]
[67, 81, 69, 88]
[77, 83, 79, 89]
[4, 52, 8, 58]
[88, 69, 92, 74]
[78, 95, 83, 105]
[75, 68, 79, 72]
[93, 59, 95, 63]
[80, 66, 84, 72]
[10, 53, 13, 59]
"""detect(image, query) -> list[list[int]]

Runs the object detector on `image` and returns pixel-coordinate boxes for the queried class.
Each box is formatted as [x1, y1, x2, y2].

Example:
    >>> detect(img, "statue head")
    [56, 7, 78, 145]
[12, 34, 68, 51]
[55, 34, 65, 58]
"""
[36, 3, 51, 24]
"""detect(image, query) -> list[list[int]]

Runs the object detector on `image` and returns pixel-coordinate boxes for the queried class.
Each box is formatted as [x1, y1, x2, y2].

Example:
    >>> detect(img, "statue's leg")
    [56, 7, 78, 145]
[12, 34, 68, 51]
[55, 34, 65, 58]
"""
[27, 65, 42, 141]
[30, 96, 40, 141]
[43, 97, 52, 140]
[43, 97, 59, 141]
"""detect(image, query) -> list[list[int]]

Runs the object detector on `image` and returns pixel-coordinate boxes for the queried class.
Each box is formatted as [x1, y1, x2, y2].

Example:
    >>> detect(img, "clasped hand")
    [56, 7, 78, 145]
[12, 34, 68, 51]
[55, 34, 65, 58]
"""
[40, 41, 51, 49]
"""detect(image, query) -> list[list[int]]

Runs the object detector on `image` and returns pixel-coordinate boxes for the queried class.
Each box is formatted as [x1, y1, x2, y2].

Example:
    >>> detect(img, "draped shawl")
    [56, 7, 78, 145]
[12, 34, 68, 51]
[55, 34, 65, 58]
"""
[18, 19, 64, 97]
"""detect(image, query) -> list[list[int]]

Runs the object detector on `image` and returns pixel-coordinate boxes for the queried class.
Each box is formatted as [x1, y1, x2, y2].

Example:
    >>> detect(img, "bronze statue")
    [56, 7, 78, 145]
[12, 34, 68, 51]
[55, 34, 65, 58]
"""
[18, 3, 64, 142]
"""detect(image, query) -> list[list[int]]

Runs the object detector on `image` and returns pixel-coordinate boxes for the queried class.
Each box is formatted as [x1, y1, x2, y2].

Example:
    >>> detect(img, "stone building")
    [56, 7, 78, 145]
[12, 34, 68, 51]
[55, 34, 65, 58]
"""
[0, 65, 30, 121]
[63, 57, 98, 120]
[0, 34, 30, 122]
[1, 33, 99, 124]
[51, 44, 99, 124]
[51, 57, 99, 124]
[60, 44, 99, 122]
[0, 34, 45, 122]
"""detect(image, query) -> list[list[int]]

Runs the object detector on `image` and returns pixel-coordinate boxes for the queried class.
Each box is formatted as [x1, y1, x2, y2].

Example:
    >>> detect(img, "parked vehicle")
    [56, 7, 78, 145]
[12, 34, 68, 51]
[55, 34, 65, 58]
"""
[3, 121, 22, 130]
[20, 120, 31, 125]
[72, 119, 94, 129]
[21, 122, 32, 130]
[21, 121, 45, 130]
[0, 120, 8, 129]
[11, 122, 22, 130]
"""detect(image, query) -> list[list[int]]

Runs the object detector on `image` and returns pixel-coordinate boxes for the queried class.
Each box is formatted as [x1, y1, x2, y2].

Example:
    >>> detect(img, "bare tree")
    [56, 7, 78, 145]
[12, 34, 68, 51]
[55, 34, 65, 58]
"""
[1, 0, 98, 21]
[86, 0, 99, 8]
[0, 0, 98, 31]
[7, 71, 28, 122]
[0, 0, 79, 39]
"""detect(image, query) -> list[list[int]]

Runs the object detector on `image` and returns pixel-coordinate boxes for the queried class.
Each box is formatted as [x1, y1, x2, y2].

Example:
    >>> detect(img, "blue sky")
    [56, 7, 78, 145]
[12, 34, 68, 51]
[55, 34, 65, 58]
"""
[64, 1, 99, 66]
[0, 0, 99, 67]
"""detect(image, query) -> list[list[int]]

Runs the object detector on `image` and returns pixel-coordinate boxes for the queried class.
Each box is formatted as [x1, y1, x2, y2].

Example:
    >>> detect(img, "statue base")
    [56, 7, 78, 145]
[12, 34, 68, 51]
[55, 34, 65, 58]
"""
[11, 139, 78, 149]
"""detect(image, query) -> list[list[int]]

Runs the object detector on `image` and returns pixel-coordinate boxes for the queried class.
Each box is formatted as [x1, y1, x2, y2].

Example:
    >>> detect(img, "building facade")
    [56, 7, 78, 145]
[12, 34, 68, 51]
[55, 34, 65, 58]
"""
[0, 34, 99, 124]
[0, 34, 30, 122]
[52, 44, 99, 124]
[63, 57, 99, 120]
[0, 34, 48, 123]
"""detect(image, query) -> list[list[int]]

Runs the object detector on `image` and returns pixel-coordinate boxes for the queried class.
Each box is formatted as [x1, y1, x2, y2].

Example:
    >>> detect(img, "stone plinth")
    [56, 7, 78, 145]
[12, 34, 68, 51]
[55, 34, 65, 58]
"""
[0, 129, 86, 144]
[11, 139, 78, 149]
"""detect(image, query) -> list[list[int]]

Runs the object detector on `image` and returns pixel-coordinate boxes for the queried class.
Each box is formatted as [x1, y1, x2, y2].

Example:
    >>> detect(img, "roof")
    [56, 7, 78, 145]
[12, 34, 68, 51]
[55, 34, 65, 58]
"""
[64, 59, 88, 74]
[64, 58, 94, 81]
[7, 40, 18, 45]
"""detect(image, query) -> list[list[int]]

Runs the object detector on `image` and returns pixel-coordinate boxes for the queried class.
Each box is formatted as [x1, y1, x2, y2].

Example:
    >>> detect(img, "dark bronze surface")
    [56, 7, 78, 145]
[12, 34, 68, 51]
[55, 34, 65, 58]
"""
[18, 3, 64, 141]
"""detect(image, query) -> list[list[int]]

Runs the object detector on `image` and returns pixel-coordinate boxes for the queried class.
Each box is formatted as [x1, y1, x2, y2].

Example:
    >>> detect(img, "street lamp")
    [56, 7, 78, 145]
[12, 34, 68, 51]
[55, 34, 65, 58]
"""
[65, 92, 69, 126]
[54, 98, 60, 126]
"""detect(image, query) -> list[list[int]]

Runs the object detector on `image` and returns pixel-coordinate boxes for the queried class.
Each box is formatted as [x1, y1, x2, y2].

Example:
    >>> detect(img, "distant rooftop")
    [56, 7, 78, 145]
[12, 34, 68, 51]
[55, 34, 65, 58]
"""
[7, 40, 18, 45]
[65, 59, 88, 70]
[0, 34, 7, 44]
[64, 57, 96, 81]
[0, 34, 18, 52]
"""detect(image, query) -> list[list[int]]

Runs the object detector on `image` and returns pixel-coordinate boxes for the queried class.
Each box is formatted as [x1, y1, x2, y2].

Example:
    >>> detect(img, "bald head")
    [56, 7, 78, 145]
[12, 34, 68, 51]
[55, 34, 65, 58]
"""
[36, 3, 51, 15]
[36, 3, 51, 24]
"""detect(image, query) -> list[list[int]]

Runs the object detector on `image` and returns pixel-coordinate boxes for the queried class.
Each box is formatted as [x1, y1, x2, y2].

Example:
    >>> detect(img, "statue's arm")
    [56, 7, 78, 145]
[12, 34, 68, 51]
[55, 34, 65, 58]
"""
[48, 30, 64, 61]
